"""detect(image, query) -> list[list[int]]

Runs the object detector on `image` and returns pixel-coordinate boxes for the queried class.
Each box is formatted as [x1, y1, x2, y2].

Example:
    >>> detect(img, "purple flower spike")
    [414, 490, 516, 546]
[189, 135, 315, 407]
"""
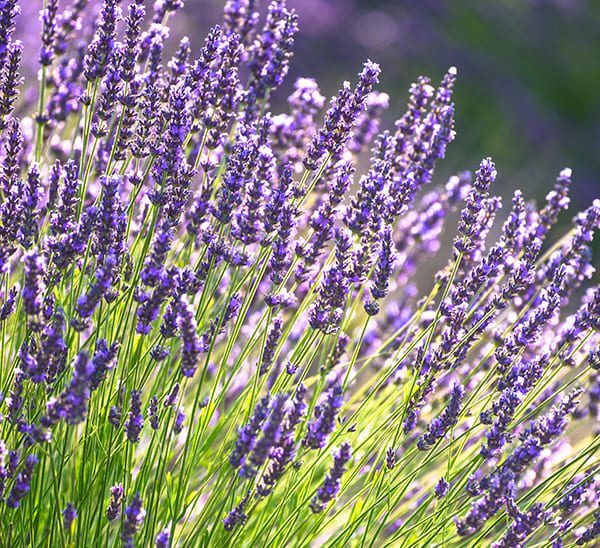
[6, 454, 37, 509]
[121, 493, 145, 548]
[177, 296, 202, 378]
[310, 442, 352, 513]
[435, 477, 449, 498]
[155, 527, 170, 547]
[21, 251, 46, 318]
[230, 395, 271, 469]
[106, 483, 124, 521]
[125, 390, 144, 443]
[63, 503, 77, 530]
[417, 383, 464, 451]
[303, 383, 343, 450]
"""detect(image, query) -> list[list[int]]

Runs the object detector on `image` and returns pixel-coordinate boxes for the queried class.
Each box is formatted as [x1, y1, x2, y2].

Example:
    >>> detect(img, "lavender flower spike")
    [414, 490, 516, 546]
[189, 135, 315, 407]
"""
[310, 442, 352, 513]
[417, 383, 464, 451]
[303, 383, 343, 450]
[121, 493, 146, 548]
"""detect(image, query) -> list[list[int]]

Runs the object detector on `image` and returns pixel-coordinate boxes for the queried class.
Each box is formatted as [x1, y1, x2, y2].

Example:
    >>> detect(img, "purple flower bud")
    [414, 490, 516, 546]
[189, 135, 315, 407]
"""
[121, 493, 145, 548]
[106, 483, 124, 520]
[0, 1, 19, 70]
[559, 476, 595, 515]
[6, 454, 37, 509]
[260, 316, 283, 376]
[457, 388, 582, 536]
[493, 499, 549, 548]
[435, 477, 449, 498]
[303, 383, 343, 450]
[308, 229, 353, 333]
[164, 383, 180, 408]
[230, 395, 271, 469]
[454, 158, 496, 255]
[21, 251, 46, 317]
[364, 226, 396, 315]
[576, 511, 600, 545]
[386, 447, 396, 470]
[42, 352, 93, 427]
[174, 407, 186, 434]
[63, 503, 77, 530]
[223, 490, 250, 532]
[90, 339, 119, 391]
[309, 442, 352, 513]
[249, 3, 298, 99]
[0, 40, 23, 127]
[76, 252, 118, 320]
[304, 60, 380, 169]
[155, 528, 170, 547]
[224, 1, 259, 46]
[18, 163, 42, 248]
[125, 390, 144, 443]
[109, 406, 121, 428]
[83, 0, 121, 82]
[349, 91, 389, 154]
[417, 383, 464, 451]
[149, 396, 159, 430]
[177, 296, 201, 378]
[0, 284, 17, 320]
[240, 394, 288, 478]
[39, 0, 59, 66]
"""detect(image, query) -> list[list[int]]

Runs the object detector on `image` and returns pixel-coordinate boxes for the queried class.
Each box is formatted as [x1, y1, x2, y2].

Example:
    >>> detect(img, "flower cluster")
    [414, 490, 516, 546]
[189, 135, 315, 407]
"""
[0, 1, 596, 546]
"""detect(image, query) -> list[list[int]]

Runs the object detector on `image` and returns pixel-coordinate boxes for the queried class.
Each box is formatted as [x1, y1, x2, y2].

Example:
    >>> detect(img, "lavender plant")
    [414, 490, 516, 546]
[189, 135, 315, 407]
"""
[0, 1, 598, 546]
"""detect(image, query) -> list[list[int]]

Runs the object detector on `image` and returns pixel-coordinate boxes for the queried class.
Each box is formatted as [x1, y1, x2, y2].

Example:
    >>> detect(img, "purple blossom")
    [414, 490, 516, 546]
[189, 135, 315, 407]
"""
[223, 0, 259, 45]
[309, 442, 352, 513]
[63, 503, 77, 530]
[230, 395, 271, 469]
[76, 252, 118, 320]
[83, 0, 121, 82]
[304, 60, 381, 169]
[108, 406, 121, 429]
[223, 490, 250, 531]
[417, 383, 464, 451]
[155, 528, 170, 547]
[6, 454, 37, 509]
[121, 493, 145, 548]
[240, 393, 288, 478]
[576, 511, 600, 545]
[42, 353, 93, 427]
[21, 251, 46, 317]
[435, 477, 449, 498]
[492, 499, 548, 548]
[90, 339, 119, 391]
[164, 384, 180, 408]
[0, 284, 17, 320]
[260, 316, 283, 375]
[457, 388, 583, 536]
[39, 0, 59, 66]
[303, 383, 343, 450]
[256, 384, 306, 497]
[125, 390, 144, 443]
[149, 396, 159, 431]
[177, 296, 202, 378]
[174, 407, 186, 434]
[454, 158, 496, 255]
[308, 229, 353, 333]
[559, 476, 595, 515]
[106, 483, 124, 521]
[364, 225, 396, 315]
[0, 39, 23, 127]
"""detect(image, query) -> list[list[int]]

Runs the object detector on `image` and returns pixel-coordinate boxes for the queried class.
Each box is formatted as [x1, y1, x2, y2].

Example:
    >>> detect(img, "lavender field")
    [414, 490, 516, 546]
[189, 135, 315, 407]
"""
[0, 1, 598, 546]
